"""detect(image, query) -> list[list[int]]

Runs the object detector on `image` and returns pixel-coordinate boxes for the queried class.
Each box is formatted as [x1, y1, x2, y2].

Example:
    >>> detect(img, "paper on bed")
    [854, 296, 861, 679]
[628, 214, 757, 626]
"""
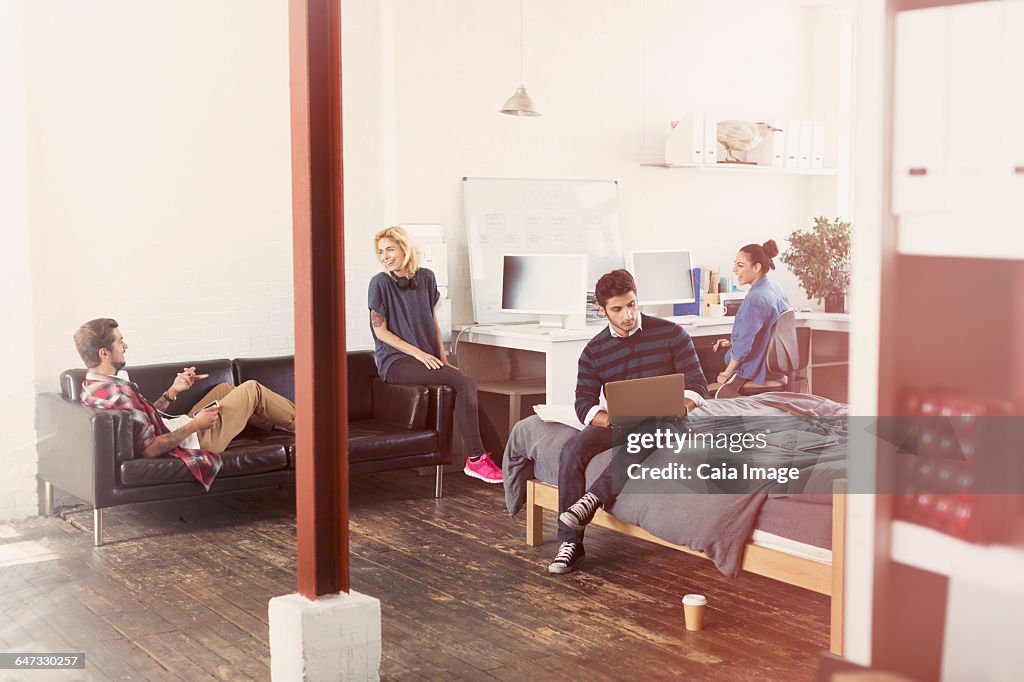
[533, 404, 585, 431]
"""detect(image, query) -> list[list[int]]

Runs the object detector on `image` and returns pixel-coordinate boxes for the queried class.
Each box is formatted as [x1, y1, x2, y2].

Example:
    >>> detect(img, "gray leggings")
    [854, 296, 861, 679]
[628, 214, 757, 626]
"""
[385, 357, 485, 457]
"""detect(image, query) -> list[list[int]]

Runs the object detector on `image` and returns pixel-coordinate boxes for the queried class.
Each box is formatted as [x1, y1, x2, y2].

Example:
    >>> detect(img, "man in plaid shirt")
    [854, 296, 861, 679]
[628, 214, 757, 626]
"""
[74, 318, 296, 490]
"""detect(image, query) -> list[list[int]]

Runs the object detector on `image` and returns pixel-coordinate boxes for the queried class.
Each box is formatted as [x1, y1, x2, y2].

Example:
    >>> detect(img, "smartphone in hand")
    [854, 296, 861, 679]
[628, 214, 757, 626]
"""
[199, 400, 220, 411]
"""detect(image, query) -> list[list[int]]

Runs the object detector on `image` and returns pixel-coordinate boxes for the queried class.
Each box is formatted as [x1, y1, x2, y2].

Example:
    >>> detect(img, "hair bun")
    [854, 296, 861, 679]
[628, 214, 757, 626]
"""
[762, 239, 779, 259]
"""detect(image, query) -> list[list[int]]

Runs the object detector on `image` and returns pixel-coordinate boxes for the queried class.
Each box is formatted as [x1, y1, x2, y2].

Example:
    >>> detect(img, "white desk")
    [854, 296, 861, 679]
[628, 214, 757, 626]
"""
[454, 313, 851, 405]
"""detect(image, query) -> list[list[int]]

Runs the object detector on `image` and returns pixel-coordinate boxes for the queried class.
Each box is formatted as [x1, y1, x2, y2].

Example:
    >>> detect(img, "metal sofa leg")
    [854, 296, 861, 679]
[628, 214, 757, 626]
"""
[93, 508, 104, 547]
[435, 465, 444, 498]
[43, 481, 54, 516]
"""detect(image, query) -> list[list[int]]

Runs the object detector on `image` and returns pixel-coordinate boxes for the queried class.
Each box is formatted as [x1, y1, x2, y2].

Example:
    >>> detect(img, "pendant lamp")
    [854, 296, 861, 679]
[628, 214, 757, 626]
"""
[499, 0, 541, 116]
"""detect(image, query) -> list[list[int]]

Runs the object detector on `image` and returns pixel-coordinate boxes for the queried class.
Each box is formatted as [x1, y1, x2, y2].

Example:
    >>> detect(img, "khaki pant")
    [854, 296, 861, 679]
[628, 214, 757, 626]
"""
[188, 381, 296, 453]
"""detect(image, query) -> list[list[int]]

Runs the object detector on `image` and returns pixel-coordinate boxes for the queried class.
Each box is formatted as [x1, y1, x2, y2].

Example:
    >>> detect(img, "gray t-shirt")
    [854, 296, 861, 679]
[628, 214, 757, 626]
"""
[367, 268, 441, 381]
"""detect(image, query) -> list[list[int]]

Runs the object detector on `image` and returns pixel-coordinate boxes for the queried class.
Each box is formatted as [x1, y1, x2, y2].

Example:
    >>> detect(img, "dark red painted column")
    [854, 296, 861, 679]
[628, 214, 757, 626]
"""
[288, 0, 349, 598]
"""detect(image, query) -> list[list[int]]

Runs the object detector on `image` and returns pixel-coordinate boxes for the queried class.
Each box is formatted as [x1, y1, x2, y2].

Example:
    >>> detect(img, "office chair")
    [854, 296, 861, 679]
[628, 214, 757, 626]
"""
[744, 308, 803, 394]
[712, 309, 805, 398]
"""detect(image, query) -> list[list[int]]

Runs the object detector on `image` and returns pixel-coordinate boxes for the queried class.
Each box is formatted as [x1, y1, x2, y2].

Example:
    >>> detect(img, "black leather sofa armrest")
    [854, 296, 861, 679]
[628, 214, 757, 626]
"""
[36, 393, 135, 507]
[371, 379, 429, 430]
[425, 384, 454, 460]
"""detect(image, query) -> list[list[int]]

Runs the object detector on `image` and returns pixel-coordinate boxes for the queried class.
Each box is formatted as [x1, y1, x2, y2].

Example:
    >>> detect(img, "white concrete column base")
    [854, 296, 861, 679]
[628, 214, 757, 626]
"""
[269, 590, 381, 681]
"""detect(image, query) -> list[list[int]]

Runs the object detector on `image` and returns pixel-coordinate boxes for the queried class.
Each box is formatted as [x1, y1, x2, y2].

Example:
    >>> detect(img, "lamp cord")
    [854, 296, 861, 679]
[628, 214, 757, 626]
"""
[519, 0, 525, 87]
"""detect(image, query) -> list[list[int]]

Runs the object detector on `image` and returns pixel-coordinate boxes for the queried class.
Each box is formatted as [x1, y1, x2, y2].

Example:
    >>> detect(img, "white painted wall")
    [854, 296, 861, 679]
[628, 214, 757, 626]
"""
[23, 0, 295, 392]
[0, 0, 40, 521]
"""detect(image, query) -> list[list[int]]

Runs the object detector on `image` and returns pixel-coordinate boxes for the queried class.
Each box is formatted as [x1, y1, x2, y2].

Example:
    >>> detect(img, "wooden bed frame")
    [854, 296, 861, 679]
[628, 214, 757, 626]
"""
[525, 478, 846, 655]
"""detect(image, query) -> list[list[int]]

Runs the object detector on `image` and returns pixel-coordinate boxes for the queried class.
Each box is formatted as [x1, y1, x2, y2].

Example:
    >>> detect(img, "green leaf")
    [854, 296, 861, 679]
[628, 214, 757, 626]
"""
[779, 216, 851, 303]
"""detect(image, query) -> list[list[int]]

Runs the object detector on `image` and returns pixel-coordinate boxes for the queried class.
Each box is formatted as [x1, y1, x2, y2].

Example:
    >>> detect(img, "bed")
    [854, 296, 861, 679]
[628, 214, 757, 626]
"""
[502, 392, 847, 654]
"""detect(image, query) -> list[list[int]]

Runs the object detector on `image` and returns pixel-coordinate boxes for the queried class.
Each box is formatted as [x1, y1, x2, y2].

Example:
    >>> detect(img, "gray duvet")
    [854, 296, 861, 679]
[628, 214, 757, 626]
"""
[501, 392, 848, 577]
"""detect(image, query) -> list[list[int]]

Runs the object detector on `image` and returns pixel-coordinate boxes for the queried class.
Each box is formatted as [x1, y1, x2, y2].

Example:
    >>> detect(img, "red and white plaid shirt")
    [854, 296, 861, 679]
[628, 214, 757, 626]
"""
[80, 372, 222, 491]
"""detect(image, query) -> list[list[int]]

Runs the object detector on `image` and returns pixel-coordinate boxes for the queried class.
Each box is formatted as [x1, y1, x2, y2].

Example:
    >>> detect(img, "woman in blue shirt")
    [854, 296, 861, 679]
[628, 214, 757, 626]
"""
[368, 226, 502, 483]
[713, 239, 790, 399]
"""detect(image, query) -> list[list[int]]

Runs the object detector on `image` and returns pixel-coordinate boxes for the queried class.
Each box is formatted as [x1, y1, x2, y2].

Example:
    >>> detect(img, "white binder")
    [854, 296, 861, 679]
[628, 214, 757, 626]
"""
[799, 120, 814, 169]
[664, 113, 705, 165]
[703, 113, 719, 165]
[812, 121, 826, 169]
[785, 119, 801, 168]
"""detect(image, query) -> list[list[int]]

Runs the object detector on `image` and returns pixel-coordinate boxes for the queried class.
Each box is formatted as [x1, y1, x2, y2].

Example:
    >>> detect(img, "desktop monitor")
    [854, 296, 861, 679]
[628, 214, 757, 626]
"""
[501, 253, 588, 328]
[627, 249, 696, 305]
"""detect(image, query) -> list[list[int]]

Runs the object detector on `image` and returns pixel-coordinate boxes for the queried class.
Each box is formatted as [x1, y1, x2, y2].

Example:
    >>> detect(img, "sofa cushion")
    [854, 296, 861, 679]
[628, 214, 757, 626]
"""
[233, 427, 297, 466]
[61, 360, 235, 417]
[348, 351, 378, 421]
[349, 419, 437, 463]
[233, 356, 295, 402]
[120, 443, 288, 487]
[372, 379, 429, 431]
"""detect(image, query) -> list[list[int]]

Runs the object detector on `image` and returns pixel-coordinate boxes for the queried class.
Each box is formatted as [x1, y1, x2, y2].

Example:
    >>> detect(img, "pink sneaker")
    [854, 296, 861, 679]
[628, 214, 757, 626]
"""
[463, 453, 503, 484]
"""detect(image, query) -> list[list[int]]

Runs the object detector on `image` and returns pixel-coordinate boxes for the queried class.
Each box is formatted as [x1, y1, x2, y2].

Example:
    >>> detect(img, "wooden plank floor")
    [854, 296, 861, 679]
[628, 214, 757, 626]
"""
[0, 471, 829, 680]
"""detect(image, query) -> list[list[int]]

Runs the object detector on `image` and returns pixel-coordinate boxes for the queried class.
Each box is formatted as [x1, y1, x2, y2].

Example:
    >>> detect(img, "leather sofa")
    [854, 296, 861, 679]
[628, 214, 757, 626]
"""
[36, 351, 453, 545]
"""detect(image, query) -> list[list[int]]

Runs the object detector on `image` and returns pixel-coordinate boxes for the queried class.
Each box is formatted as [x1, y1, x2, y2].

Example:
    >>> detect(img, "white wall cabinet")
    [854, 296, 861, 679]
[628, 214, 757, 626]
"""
[891, 7, 947, 215]
[945, 1, 1004, 214]
[892, 0, 1024, 218]
[1003, 0, 1024, 211]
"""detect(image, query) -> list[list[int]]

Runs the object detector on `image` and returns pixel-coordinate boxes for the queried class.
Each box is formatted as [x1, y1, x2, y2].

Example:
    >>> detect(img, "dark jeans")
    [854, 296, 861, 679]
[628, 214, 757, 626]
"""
[556, 424, 653, 544]
[386, 357, 486, 457]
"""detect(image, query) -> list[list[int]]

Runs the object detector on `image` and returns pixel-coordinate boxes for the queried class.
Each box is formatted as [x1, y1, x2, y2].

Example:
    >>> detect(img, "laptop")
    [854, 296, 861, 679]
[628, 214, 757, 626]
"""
[604, 373, 687, 419]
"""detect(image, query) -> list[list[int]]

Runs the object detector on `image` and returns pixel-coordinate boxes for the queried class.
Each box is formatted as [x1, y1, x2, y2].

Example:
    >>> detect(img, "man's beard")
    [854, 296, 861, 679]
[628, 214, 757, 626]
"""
[113, 359, 126, 371]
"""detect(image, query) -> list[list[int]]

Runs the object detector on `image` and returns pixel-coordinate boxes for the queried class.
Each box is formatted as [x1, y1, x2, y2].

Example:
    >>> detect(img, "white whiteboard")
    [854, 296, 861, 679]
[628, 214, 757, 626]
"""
[463, 177, 623, 324]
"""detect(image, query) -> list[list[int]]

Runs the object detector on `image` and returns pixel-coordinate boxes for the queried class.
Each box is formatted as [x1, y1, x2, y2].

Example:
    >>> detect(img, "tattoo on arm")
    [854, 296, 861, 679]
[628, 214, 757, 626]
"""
[153, 396, 171, 411]
[145, 425, 194, 457]
[371, 311, 385, 328]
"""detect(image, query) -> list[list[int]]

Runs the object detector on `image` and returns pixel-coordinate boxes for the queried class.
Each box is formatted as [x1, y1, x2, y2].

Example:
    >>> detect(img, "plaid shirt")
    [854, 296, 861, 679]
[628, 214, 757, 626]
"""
[80, 372, 222, 491]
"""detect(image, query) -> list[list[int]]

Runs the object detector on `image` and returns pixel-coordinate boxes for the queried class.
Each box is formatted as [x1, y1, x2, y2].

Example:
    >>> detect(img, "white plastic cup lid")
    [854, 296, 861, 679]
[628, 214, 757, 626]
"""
[682, 594, 707, 606]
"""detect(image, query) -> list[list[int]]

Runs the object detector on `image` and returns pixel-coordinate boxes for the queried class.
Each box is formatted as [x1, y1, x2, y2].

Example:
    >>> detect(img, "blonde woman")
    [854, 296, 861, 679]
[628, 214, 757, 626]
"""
[368, 226, 502, 483]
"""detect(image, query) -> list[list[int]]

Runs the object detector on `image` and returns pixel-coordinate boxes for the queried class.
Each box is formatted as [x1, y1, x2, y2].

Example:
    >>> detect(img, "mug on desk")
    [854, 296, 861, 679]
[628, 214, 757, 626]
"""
[708, 303, 726, 318]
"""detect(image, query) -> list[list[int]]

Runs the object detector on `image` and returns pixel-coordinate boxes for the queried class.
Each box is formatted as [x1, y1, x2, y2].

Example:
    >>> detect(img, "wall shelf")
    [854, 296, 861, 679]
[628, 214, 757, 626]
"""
[889, 521, 1024, 596]
[641, 163, 837, 176]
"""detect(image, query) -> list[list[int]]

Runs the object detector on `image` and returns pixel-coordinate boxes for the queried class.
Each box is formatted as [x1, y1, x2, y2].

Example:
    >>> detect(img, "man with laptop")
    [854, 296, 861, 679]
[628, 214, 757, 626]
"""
[548, 269, 708, 574]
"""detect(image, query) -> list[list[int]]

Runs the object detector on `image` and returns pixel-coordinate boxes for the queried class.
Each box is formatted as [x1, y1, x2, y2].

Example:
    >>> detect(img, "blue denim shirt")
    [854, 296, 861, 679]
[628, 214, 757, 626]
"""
[725, 277, 790, 384]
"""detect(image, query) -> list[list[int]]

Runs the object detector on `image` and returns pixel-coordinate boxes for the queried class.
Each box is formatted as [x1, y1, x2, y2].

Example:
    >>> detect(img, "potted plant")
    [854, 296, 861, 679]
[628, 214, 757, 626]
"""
[780, 216, 851, 313]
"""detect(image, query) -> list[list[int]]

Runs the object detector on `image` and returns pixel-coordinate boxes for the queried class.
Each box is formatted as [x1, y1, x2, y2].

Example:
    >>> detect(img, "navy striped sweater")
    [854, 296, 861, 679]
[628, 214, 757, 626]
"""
[574, 314, 708, 423]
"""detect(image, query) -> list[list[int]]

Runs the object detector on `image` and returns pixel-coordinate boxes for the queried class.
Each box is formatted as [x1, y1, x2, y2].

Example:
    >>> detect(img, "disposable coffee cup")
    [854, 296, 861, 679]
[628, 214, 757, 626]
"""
[682, 594, 707, 631]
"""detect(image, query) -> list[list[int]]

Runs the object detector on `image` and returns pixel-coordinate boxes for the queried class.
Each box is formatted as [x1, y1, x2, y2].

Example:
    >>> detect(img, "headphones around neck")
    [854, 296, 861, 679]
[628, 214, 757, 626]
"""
[393, 272, 417, 291]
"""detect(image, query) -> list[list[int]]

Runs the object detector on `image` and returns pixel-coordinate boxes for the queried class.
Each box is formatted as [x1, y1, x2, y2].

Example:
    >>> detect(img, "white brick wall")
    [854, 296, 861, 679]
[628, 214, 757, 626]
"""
[7, 1, 300, 519]
[24, 0, 296, 391]
[341, 0, 397, 353]
[1, 0, 38, 521]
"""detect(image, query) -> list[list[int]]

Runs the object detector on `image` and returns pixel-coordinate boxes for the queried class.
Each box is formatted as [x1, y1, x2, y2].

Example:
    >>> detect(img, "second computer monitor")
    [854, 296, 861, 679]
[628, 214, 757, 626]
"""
[628, 249, 696, 305]
[501, 253, 588, 328]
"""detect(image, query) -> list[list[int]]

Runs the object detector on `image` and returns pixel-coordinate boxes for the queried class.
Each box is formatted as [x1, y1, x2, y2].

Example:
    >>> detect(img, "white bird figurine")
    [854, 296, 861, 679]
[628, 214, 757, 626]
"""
[716, 120, 782, 163]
